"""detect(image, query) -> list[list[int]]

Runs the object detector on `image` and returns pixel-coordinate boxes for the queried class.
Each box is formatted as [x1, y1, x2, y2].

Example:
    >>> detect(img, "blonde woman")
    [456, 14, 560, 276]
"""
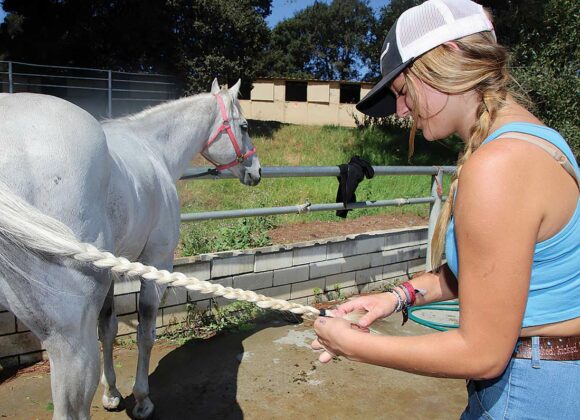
[311, 0, 580, 417]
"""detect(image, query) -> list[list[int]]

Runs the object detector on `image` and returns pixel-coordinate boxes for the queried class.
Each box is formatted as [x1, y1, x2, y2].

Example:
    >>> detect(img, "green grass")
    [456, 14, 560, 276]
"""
[177, 122, 456, 256]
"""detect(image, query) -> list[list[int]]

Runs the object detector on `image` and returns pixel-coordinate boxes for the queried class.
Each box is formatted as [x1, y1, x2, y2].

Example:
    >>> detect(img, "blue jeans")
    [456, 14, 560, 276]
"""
[461, 339, 580, 419]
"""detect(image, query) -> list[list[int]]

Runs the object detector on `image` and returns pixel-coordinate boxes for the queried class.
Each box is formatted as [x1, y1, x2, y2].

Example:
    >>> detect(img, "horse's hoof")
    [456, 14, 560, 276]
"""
[102, 391, 124, 411]
[132, 398, 155, 419]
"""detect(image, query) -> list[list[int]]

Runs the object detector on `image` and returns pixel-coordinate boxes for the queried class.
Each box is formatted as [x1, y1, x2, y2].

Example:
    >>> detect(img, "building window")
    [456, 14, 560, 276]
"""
[285, 81, 307, 102]
[340, 84, 360, 104]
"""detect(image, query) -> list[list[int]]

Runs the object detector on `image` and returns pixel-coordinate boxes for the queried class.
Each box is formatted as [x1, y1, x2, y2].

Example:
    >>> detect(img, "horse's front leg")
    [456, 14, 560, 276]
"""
[98, 278, 123, 411]
[132, 266, 169, 419]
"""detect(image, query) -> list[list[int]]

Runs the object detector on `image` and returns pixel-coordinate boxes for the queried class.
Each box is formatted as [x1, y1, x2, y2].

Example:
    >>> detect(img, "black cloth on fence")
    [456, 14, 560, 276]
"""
[335, 156, 375, 218]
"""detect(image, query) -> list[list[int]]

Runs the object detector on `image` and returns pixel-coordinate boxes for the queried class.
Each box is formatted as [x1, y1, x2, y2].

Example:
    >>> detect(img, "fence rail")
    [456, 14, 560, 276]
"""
[180, 165, 455, 271]
[0, 60, 179, 118]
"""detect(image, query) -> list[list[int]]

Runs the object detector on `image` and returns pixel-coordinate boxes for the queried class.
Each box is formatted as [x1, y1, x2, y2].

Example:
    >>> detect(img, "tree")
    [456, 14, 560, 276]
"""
[0, 0, 272, 93]
[258, 0, 374, 81]
[480, 0, 579, 157]
[168, 0, 271, 94]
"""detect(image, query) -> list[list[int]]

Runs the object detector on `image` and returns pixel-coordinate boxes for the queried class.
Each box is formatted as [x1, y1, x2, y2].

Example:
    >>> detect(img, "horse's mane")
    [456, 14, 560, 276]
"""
[102, 87, 241, 124]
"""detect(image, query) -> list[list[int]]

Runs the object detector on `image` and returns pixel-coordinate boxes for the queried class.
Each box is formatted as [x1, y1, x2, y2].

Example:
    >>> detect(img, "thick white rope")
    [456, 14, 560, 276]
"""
[73, 243, 321, 316]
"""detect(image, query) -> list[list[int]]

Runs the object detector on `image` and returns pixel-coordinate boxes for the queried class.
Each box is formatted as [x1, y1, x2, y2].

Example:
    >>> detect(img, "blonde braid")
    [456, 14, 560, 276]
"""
[396, 29, 514, 271]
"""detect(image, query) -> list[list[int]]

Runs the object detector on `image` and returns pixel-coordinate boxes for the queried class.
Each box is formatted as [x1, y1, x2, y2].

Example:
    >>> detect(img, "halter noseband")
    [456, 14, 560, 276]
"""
[203, 93, 256, 171]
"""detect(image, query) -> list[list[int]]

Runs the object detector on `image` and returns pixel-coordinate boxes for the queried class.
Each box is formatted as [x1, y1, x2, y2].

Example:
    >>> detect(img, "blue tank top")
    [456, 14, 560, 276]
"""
[445, 122, 580, 327]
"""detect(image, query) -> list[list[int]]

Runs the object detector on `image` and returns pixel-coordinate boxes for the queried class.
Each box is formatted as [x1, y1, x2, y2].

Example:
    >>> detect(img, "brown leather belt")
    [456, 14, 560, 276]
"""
[514, 336, 580, 361]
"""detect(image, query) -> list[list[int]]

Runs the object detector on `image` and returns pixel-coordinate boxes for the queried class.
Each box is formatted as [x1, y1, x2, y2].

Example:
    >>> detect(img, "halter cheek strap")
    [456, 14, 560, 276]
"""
[203, 93, 256, 171]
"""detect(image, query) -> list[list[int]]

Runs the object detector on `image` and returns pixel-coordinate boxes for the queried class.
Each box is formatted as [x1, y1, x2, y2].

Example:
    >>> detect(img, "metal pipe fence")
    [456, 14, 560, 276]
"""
[181, 165, 455, 271]
[0, 60, 179, 118]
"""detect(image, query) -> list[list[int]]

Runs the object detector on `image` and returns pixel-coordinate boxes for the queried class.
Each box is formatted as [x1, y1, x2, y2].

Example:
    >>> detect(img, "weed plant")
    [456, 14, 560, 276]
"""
[160, 300, 266, 345]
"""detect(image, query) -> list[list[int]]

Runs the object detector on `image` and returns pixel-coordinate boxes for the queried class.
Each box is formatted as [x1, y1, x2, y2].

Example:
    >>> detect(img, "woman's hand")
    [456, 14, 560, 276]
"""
[311, 316, 362, 363]
[334, 292, 397, 327]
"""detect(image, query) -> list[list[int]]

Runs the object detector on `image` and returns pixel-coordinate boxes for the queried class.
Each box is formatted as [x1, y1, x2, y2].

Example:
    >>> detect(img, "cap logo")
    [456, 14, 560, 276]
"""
[380, 43, 390, 74]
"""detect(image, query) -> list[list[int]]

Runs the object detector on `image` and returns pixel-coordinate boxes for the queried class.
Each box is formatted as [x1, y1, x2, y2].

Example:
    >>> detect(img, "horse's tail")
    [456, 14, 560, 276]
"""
[0, 180, 319, 315]
[0, 179, 84, 259]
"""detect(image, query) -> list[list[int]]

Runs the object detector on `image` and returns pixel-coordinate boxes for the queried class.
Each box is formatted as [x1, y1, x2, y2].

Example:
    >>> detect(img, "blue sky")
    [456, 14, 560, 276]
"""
[0, 1, 387, 26]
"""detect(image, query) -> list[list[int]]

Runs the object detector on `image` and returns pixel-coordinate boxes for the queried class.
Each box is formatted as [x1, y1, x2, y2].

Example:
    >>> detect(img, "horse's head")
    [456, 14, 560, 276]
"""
[202, 79, 261, 186]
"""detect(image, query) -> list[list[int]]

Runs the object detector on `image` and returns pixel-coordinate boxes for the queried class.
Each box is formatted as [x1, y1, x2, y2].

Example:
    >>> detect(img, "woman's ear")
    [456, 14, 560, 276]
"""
[444, 41, 461, 51]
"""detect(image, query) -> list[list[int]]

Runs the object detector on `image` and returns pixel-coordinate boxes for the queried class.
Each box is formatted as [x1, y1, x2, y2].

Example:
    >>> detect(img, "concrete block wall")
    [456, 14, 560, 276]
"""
[0, 226, 428, 369]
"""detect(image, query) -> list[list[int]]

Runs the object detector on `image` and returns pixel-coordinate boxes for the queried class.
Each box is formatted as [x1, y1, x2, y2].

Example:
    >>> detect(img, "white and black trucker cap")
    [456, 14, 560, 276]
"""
[356, 0, 495, 118]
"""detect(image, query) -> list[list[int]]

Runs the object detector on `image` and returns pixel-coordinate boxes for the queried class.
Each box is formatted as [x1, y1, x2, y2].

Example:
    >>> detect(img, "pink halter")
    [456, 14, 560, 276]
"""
[203, 93, 256, 171]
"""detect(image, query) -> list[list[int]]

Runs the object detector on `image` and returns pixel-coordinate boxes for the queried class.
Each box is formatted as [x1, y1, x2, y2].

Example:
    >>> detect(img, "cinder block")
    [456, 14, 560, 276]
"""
[382, 259, 426, 280]
[176, 261, 210, 281]
[327, 240, 357, 259]
[384, 229, 427, 250]
[159, 287, 188, 307]
[0, 312, 16, 335]
[290, 296, 309, 307]
[211, 255, 254, 278]
[19, 351, 44, 366]
[273, 265, 310, 286]
[341, 254, 371, 273]
[116, 313, 139, 336]
[254, 250, 293, 272]
[324, 272, 356, 290]
[255, 285, 291, 301]
[370, 246, 425, 267]
[309, 258, 345, 279]
[0, 332, 42, 358]
[188, 277, 232, 302]
[233, 271, 273, 290]
[114, 293, 137, 315]
[114, 277, 141, 295]
[162, 305, 189, 326]
[353, 236, 386, 255]
[16, 318, 30, 333]
[355, 266, 383, 284]
[290, 278, 326, 300]
[338, 285, 359, 299]
[293, 245, 327, 266]
[0, 356, 19, 369]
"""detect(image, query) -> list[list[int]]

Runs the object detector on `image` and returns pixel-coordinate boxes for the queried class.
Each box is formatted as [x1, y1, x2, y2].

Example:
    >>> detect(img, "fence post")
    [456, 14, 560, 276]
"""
[8, 61, 13, 93]
[107, 70, 112, 118]
[426, 167, 443, 272]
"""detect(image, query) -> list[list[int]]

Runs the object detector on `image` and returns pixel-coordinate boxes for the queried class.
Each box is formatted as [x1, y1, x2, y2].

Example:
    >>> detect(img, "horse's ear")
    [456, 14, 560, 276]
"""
[210, 78, 220, 95]
[229, 79, 241, 98]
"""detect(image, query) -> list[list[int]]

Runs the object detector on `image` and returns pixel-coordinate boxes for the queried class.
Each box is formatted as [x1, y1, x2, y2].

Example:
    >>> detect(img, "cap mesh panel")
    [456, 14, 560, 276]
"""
[399, 4, 446, 49]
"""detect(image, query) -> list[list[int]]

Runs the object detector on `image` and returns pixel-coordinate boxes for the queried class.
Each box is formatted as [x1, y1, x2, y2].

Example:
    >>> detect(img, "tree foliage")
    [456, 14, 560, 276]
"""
[0, 0, 271, 93]
[258, 0, 374, 80]
[481, 0, 579, 157]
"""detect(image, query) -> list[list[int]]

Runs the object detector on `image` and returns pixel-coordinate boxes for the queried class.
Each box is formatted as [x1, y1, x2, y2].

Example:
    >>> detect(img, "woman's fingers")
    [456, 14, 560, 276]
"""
[311, 338, 336, 363]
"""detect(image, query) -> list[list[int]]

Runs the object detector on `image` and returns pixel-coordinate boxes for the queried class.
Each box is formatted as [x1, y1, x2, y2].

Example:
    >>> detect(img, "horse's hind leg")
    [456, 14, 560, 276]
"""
[43, 294, 102, 420]
[98, 278, 123, 410]
[132, 260, 169, 419]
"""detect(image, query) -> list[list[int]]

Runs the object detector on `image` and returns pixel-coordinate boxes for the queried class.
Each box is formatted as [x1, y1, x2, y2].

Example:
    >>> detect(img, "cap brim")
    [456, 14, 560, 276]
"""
[356, 59, 412, 118]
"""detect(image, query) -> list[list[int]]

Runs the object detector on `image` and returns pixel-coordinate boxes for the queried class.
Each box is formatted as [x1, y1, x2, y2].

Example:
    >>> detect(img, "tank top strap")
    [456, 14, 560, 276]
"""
[483, 122, 580, 188]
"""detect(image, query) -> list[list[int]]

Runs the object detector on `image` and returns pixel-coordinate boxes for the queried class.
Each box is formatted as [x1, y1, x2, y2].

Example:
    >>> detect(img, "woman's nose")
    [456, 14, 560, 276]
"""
[396, 96, 410, 118]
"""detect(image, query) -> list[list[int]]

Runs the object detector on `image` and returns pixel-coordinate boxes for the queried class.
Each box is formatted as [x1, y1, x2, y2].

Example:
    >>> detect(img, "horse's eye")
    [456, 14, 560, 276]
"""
[241, 123, 248, 131]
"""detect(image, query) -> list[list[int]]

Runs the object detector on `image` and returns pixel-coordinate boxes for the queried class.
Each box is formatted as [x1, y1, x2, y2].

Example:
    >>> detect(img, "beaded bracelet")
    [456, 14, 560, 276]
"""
[387, 290, 404, 313]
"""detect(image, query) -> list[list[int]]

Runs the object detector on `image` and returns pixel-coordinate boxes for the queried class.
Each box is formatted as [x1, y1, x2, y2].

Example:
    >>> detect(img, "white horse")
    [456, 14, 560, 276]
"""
[0, 79, 261, 419]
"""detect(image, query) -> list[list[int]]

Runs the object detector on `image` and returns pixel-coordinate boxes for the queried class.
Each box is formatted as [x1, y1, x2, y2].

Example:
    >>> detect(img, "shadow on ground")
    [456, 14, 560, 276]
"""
[122, 317, 292, 419]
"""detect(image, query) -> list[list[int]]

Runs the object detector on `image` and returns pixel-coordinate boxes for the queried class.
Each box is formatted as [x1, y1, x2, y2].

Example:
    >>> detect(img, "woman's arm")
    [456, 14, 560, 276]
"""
[314, 143, 543, 379]
[333, 264, 458, 327]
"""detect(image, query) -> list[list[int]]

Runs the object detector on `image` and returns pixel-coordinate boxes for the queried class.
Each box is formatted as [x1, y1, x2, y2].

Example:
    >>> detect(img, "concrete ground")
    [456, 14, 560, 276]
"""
[0, 312, 466, 419]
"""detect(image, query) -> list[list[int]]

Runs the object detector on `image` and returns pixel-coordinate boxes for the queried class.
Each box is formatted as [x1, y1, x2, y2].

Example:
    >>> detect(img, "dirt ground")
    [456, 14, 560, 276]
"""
[0, 310, 466, 420]
[268, 214, 428, 244]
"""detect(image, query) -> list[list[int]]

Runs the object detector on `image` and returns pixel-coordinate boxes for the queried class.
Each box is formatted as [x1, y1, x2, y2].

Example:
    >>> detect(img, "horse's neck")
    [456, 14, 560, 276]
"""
[108, 94, 216, 181]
